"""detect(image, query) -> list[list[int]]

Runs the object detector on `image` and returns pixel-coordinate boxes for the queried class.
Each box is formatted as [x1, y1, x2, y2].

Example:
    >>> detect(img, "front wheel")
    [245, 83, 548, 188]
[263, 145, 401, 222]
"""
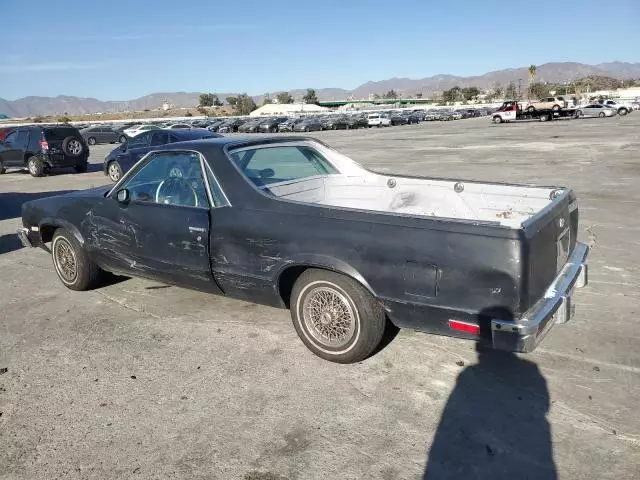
[87, 137, 97, 146]
[290, 269, 386, 363]
[492, 115, 503, 124]
[599, 112, 606, 118]
[107, 161, 122, 182]
[618, 108, 628, 116]
[51, 229, 102, 290]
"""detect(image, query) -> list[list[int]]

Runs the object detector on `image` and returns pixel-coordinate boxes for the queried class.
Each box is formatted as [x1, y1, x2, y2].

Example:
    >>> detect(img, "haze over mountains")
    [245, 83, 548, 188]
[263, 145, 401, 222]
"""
[2, 61, 639, 117]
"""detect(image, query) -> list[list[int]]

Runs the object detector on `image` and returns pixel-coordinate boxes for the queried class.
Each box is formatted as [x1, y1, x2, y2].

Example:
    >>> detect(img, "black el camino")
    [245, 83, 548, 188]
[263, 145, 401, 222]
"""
[17, 136, 589, 363]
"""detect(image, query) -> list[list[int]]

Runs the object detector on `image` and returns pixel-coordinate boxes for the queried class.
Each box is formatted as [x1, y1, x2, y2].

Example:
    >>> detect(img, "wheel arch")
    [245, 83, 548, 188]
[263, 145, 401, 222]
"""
[275, 256, 377, 309]
[39, 217, 85, 246]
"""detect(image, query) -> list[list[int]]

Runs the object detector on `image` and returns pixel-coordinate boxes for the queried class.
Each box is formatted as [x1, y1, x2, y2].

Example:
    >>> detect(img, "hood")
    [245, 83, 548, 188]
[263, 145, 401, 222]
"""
[61, 185, 112, 198]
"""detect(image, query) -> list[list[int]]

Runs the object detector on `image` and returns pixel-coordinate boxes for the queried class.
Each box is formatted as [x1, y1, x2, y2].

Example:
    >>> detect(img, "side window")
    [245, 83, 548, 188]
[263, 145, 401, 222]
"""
[229, 145, 339, 187]
[128, 132, 150, 148]
[15, 130, 30, 148]
[204, 163, 229, 208]
[150, 131, 170, 146]
[118, 151, 210, 209]
[4, 131, 17, 144]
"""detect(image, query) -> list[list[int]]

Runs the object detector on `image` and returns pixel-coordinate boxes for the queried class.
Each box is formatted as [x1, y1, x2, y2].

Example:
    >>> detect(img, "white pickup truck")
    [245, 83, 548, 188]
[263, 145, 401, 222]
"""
[367, 113, 391, 127]
[602, 100, 632, 116]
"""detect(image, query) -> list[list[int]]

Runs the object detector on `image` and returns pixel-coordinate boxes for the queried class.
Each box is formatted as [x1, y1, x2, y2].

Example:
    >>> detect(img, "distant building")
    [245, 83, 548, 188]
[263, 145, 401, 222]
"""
[249, 103, 329, 117]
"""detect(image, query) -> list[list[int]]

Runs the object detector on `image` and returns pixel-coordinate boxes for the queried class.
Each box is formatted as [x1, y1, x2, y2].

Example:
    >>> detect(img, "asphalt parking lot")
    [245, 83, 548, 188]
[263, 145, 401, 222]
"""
[1, 116, 639, 479]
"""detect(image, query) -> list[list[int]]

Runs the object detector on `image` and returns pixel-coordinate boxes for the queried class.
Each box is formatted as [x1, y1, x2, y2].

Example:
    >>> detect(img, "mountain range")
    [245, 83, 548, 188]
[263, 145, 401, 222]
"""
[2, 61, 639, 117]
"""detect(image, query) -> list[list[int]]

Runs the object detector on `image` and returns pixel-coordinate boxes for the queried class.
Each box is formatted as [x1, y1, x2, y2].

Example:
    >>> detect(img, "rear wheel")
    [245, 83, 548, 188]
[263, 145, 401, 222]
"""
[27, 156, 44, 177]
[87, 137, 97, 146]
[526, 106, 535, 113]
[575, 110, 583, 118]
[51, 228, 102, 291]
[618, 108, 628, 116]
[290, 269, 386, 363]
[492, 115, 503, 124]
[552, 105, 561, 111]
[599, 112, 606, 118]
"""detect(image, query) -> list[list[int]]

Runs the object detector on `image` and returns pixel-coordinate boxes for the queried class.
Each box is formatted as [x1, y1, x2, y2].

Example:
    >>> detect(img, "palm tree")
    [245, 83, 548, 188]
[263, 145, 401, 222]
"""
[528, 65, 537, 98]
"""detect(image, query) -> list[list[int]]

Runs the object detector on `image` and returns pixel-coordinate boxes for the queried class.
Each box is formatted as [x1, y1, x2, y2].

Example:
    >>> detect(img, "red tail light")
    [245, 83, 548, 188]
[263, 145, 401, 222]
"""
[448, 319, 480, 335]
[39, 139, 49, 150]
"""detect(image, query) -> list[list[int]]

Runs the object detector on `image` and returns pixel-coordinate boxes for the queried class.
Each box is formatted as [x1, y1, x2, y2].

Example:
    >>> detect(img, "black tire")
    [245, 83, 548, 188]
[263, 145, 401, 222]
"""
[74, 161, 88, 173]
[119, 135, 127, 143]
[492, 115, 502, 124]
[599, 112, 606, 118]
[290, 269, 386, 363]
[304, 126, 310, 132]
[618, 108, 628, 116]
[62, 136, 85, 157]
[0, 159, 5, 174]
[51, 228, 102, 291]
[552, 105, 561, 111]
[526, 106, 535, 113]
[107, 161, 123, 182]
[87, 137, 97, 146]
[27, 156, 44, 177]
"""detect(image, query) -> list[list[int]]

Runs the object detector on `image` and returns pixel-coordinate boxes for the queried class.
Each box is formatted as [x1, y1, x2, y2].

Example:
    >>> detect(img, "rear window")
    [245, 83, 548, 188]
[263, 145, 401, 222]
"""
[44, 127, 79, 141]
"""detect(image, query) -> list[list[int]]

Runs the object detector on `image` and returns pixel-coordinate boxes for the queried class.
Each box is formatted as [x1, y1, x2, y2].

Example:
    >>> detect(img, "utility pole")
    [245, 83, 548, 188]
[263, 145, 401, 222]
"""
[518, 78, 523, 100]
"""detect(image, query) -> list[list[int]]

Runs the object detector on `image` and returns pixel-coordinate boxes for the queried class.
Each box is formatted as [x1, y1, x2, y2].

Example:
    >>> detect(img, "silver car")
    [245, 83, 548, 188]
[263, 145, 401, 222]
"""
[576, 104, 617, 118]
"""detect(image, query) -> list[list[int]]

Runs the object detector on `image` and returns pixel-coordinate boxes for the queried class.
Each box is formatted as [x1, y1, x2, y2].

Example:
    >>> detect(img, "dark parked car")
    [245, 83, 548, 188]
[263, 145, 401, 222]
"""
[103, 128, 219, 182]
[18, 136, 588, 364]
[278, 117, 303, 132]
[293, 118, 323, 132]
[238, 119, 263, 133]
[217, 118, 246, 133]
[321, 115, 349, 130]
[0, 125, 89, 176]
[80, 126, 122, 145]
[388, 113, 409, 126]
[258, 117, 289, 133]
[345, 115, 368, 129]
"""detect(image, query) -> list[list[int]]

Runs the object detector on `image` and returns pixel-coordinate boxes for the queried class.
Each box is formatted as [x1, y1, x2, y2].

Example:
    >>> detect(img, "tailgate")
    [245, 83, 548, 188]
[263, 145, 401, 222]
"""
[520, 189, 578, 312]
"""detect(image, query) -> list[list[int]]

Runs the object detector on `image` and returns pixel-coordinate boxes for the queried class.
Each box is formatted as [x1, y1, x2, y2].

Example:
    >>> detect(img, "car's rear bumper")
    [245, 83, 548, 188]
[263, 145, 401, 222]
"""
[43, 153, 88, 167]
[491, 242, 589, 352]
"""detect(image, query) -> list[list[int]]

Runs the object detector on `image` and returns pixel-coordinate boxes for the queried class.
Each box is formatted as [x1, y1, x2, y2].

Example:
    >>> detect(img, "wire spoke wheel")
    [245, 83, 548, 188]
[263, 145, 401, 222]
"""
[53, 237, 78, 284]
[302, 286, 356, 348]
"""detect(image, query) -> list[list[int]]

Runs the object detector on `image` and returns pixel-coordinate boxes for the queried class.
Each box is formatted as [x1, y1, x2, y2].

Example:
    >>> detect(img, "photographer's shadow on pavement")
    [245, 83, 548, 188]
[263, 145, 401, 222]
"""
[424, 343, 557, 480]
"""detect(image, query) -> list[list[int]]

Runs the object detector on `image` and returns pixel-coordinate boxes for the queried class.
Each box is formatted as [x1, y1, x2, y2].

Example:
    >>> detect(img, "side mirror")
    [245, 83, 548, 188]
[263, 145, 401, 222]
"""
[116, 189, 130, 203]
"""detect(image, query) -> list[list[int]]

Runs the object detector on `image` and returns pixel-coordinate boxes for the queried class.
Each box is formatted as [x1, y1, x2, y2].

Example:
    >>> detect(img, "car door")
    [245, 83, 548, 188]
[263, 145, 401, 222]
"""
[88, 150, 221, 292]
[2, 129, 30, 166]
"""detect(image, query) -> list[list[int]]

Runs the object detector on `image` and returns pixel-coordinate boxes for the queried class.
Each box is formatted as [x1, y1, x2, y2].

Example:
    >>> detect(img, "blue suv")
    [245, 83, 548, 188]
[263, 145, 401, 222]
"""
[103, 128, 220, 182]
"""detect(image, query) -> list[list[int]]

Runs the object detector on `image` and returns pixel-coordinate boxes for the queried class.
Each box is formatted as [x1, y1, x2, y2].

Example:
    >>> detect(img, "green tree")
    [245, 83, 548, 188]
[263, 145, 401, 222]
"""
[505, 82, 517, 99]
[262, 94, 273, 106]
[199, 93, 214, 107]
[529, 82, 550, 99]
[232, 93, 257, 115]
[442, 86, 462, 103]
[302, 88, 318, 104]
[382, 89, 398, 99]
[461, 86, 480, 101]
[276, 92, 294, 104]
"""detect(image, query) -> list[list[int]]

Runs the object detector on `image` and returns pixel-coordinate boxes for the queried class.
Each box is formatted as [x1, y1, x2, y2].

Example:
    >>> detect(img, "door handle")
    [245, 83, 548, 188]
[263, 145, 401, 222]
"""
[188, 226, 206, 233]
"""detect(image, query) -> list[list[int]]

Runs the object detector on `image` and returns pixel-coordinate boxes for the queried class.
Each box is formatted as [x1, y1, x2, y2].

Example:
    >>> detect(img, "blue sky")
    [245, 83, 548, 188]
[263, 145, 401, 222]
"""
[1, 0, 639, 100]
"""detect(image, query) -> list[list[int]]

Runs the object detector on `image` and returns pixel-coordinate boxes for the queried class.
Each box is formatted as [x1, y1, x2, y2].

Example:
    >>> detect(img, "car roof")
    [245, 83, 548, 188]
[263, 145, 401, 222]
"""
[162, 135, 321, 152]
[170, 128, 219, 139]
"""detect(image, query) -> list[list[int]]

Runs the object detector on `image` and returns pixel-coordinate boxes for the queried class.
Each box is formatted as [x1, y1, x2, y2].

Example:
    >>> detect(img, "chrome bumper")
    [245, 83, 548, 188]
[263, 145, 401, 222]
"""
[491, 242, 589, 352]
[16, 227, 34, 248]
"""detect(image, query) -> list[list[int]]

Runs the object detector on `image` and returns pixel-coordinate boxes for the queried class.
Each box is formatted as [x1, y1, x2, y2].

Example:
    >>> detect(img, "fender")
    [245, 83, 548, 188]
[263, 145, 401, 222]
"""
[39, 217, 85, 247]
[273, 253, 377, 298]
